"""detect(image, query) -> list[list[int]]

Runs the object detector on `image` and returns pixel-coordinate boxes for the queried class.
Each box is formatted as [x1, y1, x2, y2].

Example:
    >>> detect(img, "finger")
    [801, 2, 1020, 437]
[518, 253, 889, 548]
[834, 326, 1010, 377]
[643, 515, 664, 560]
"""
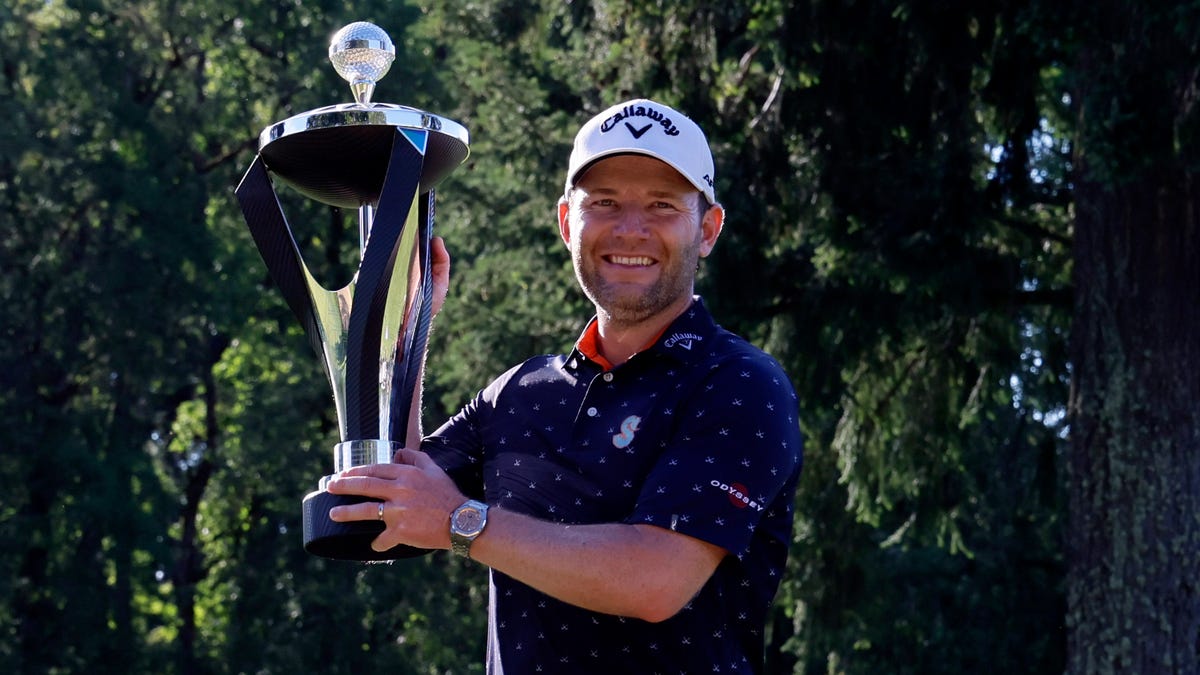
[325, 473, 398, 498]
[329, 499, 385, 523]
[393, 446, 438, 470]
[431, 236, 451, 276]
[430, 236, 450, 316]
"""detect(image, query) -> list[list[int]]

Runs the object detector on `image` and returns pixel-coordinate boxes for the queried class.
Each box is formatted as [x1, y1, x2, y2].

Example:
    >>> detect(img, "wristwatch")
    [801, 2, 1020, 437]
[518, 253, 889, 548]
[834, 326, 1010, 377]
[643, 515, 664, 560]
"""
[449, 499, 489, 558]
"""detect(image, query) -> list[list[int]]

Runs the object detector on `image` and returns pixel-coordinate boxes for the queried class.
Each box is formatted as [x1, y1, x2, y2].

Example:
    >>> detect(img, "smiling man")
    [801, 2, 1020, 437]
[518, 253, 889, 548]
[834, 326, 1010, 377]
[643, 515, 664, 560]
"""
[560, 153, 721, 359]
[327, 98, 803, 674]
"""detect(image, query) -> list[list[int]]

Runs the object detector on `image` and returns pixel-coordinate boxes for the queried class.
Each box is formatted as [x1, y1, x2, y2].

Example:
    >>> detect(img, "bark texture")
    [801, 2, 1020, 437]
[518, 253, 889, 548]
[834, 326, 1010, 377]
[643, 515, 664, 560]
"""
[1067, 5, 1200, 669]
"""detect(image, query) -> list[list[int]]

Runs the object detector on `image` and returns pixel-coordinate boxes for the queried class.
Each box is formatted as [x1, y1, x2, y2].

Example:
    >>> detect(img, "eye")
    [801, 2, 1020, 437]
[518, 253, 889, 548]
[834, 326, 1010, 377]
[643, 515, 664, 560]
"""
[652, 201, 677, 210]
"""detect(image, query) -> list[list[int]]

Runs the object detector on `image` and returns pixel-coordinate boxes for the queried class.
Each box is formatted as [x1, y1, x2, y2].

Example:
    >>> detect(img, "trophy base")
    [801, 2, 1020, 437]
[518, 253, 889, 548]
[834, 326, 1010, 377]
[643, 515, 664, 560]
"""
[302, 488, 431, 561]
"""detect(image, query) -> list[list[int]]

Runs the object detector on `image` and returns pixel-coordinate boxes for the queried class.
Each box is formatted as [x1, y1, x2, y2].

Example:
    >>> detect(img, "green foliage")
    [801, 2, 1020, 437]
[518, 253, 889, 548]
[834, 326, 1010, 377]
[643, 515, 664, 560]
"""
[4, 0, 1141, 673]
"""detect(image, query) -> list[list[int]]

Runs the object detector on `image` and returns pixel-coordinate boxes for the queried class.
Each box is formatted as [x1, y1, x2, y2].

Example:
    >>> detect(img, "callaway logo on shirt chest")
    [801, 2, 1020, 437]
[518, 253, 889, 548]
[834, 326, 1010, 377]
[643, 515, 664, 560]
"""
[664, 332, 703, 351]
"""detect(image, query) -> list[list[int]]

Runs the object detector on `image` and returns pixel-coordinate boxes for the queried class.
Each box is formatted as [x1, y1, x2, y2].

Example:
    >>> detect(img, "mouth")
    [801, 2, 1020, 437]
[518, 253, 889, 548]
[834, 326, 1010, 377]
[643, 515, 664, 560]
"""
[604, 254, 656, 267]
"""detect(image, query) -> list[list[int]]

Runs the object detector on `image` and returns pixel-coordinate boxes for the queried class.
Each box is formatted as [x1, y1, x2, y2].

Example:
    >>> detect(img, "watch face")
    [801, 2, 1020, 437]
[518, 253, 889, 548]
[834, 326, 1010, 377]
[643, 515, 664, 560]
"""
[454, 507, 484, 535]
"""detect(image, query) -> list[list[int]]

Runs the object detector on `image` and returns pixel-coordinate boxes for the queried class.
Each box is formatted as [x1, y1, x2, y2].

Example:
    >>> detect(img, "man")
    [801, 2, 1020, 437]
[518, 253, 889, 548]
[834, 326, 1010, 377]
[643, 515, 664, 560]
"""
[328, 98, 803, 674]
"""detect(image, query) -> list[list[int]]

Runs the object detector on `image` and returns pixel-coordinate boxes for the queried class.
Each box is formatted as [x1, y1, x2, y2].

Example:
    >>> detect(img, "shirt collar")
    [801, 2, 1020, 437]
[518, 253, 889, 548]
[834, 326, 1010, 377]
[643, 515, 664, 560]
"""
[566, 296, 718, 373]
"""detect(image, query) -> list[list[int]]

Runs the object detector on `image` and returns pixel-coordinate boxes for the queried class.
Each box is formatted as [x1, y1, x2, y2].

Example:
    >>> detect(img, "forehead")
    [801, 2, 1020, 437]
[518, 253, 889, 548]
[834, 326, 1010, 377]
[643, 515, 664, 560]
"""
[573, 154, 697, 196]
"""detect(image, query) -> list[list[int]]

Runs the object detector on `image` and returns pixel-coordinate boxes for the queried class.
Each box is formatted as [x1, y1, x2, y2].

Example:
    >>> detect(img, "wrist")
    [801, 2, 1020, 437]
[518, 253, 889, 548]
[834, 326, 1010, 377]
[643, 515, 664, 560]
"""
[449, 499, 489, 559]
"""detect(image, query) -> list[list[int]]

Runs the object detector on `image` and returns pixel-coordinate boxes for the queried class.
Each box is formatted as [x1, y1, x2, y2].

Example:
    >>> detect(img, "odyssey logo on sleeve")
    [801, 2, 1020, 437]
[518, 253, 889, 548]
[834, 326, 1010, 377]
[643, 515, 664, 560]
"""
[709, 479, 766, 512]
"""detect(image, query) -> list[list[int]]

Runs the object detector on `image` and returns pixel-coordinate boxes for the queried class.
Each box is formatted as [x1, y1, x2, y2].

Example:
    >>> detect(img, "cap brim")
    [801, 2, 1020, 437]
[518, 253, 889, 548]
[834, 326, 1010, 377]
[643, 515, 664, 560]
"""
[567, 148, 714, 204]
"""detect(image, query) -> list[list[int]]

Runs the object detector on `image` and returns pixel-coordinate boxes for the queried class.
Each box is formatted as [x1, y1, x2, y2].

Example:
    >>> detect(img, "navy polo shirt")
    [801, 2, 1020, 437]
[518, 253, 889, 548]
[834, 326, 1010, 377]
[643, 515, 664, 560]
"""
[423, 297, 803, 674]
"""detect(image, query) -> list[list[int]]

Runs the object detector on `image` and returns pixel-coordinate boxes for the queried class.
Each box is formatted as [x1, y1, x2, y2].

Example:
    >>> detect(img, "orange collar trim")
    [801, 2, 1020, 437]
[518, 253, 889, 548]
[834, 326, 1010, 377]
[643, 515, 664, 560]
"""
[577, 320, 614, 370]
[577, 320, 669, 371]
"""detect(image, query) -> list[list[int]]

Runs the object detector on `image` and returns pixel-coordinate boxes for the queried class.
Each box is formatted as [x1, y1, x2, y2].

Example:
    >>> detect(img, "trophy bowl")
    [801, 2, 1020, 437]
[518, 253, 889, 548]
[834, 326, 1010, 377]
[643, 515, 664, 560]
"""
[259, 104, 469, 209]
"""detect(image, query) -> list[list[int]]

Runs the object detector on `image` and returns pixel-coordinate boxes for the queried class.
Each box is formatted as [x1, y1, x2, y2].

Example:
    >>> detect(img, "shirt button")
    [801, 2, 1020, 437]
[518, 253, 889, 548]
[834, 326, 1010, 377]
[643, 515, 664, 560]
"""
[602, 372, 614, 382]
[586, 407, 599, 417]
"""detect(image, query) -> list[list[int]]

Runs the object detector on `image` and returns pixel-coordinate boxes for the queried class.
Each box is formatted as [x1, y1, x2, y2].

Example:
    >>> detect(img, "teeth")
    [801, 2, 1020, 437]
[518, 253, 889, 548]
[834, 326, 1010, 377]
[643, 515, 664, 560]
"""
[609, 255, 654, 266]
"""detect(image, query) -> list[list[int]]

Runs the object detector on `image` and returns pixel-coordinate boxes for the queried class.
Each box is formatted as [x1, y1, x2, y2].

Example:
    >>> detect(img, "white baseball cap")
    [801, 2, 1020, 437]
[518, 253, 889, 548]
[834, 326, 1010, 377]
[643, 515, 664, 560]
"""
[565, 98, 717, 205]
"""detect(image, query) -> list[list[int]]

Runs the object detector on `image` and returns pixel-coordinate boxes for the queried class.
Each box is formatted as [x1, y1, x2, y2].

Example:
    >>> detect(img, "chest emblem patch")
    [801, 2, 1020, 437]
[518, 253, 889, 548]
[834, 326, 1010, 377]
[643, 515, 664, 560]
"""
[613, 415, 642, 449]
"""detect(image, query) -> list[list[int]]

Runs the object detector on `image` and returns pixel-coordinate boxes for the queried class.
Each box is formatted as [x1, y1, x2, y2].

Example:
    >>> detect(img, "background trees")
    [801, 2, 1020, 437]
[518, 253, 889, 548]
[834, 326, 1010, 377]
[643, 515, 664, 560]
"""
[1, 1, 1194, 673]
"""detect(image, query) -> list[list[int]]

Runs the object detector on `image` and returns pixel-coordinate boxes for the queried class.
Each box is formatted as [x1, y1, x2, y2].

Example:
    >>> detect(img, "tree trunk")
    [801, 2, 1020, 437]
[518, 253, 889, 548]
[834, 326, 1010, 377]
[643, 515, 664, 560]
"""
[175, 365, 219, 675]
[1067, 6, 1200, 673]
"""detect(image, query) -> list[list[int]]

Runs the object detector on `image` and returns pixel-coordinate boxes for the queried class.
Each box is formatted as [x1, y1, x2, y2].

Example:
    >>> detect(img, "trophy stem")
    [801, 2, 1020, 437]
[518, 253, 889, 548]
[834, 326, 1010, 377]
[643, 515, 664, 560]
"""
[358, 203, 375, 255]
[333, 438, 395, 473]
[351, 81, 377, 106]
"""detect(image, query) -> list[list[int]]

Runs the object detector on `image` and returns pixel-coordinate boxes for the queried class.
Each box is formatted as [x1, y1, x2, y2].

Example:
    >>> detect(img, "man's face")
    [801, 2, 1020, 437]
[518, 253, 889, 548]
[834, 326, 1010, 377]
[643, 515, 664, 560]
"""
[559, 155, 723, 327]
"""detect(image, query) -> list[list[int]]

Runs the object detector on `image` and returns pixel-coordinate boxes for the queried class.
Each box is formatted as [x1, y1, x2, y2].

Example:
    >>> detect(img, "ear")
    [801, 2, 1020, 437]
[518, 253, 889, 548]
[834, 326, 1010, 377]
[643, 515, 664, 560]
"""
[698, 203, 725, 257]
[557, 196, 572, 247]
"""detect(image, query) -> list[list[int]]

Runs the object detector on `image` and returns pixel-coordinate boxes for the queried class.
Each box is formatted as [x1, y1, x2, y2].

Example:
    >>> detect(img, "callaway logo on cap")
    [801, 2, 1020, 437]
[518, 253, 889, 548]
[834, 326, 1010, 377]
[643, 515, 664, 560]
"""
[565, 98, 717, 205]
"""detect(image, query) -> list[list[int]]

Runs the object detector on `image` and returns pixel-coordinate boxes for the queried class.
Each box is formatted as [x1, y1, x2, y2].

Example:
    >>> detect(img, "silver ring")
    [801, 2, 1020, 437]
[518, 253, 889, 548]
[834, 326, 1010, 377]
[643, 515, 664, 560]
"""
[377, 502, 386, 521]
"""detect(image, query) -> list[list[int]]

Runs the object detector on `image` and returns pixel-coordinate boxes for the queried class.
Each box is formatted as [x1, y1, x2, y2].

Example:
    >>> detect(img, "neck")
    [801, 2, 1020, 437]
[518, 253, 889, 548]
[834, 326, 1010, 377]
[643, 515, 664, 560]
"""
[594, 296, 693, 366]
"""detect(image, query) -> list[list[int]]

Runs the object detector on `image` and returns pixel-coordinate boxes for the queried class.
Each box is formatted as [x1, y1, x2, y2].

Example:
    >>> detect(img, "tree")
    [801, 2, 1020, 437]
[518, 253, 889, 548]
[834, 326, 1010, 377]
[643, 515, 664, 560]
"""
[1066, 3, 1200, 673]
[1, 1, 489, 672]
[1, 0, 236, 669]
[758, 1, 1073, 671]
[7, 0, 1195, 673]
[416, 2, 1074, 672]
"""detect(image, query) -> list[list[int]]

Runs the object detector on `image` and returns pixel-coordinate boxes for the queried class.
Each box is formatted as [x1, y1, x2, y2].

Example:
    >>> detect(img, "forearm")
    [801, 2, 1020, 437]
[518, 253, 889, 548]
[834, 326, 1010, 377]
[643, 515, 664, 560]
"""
[327, 442, 726, 622]
[467, 507, 725, 623]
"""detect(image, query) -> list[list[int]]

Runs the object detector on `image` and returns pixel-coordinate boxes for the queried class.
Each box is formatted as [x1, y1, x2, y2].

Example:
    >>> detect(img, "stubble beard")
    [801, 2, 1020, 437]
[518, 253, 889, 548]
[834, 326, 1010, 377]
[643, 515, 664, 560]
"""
[573, 236, 702, 329]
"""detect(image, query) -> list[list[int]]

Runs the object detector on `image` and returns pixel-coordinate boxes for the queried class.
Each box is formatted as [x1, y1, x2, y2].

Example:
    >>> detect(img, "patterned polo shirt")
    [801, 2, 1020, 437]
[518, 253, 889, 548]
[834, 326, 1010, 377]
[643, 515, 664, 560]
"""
[423, 297, 803, 674]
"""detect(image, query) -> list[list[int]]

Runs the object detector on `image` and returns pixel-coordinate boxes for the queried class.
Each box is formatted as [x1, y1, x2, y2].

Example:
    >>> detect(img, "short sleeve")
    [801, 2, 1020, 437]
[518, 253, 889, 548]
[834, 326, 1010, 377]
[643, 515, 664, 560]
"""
[626, 354, 802, 557]
[422, 361, 528, 499]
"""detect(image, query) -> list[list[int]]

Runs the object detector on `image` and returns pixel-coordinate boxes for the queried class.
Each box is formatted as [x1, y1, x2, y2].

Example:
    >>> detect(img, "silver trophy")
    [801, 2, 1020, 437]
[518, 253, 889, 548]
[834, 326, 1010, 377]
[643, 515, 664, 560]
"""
[235, 22, 469, 560]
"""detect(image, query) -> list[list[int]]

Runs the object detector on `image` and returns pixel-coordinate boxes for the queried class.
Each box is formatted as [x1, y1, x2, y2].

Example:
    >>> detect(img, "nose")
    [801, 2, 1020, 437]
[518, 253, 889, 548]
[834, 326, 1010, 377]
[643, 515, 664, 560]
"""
[612, 208, 648, 237]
